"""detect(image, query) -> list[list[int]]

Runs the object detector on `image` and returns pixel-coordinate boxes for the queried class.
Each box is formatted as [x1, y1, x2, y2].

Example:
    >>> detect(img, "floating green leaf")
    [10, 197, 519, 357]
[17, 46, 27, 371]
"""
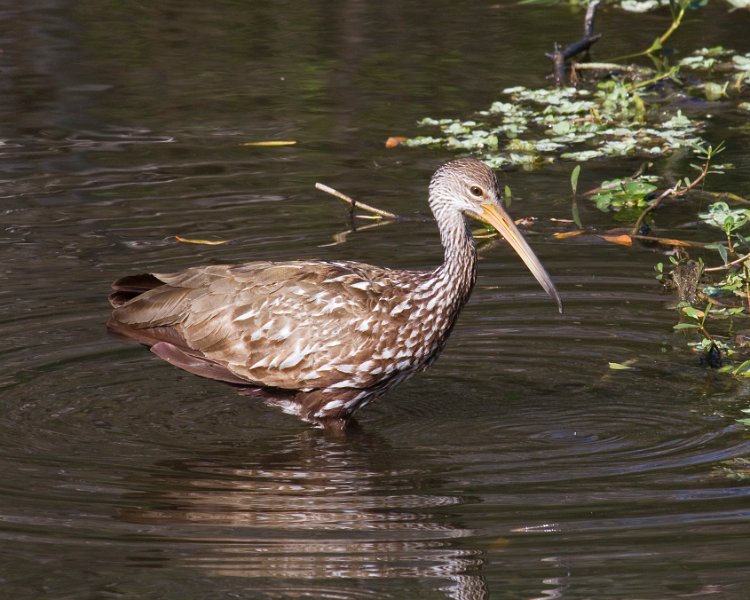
[591, 177, 657, 213]
[699, 202, 750, 232]
[570, 165, 581, 195]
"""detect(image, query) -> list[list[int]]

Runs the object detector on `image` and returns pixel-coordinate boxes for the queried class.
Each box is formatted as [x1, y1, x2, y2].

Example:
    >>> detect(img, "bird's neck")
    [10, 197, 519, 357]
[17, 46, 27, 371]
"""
[432, 207, 477, 313]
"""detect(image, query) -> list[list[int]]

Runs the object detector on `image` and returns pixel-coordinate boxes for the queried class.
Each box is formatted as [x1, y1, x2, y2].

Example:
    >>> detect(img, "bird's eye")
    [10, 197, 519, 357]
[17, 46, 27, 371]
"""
[469, 185, 484, 197]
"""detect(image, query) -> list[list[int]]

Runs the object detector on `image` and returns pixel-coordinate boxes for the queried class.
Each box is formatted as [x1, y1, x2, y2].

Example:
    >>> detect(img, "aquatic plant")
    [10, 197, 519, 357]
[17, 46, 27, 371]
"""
[400, 0, 749, 168]
[396, 0, 750, 424]
[403, 83, 705, 168]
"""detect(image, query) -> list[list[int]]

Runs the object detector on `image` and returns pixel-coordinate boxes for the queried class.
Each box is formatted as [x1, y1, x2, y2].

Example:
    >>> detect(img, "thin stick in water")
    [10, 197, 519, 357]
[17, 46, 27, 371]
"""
[315, 182, 400, 220]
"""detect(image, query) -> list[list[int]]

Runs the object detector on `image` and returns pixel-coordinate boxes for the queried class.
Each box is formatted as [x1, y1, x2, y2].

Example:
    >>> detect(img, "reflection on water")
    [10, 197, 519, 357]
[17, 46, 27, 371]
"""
[119, 431, 488, 599]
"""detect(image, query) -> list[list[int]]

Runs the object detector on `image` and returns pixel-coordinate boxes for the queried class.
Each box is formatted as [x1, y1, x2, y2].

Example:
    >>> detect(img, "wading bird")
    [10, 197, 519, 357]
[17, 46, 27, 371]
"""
[108, 158, 561, 428]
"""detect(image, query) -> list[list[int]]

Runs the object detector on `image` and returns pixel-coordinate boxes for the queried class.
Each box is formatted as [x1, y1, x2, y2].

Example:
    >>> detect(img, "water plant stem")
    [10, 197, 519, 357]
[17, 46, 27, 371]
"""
[630, 153, 713, 235]
[605, 4, 687, 63]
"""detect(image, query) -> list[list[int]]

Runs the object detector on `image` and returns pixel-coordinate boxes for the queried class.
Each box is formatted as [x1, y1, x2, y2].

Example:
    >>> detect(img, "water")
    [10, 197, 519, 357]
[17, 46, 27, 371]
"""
[2, 1, 750, 598]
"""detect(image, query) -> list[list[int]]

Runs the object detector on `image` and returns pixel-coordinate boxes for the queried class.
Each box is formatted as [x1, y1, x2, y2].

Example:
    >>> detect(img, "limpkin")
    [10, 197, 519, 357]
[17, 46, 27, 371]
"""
[108, 158, 561, 428]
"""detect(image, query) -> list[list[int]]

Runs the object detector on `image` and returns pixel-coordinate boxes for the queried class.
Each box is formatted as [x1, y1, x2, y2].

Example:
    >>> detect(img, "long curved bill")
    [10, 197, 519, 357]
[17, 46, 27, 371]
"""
[477, 203, 563, 314]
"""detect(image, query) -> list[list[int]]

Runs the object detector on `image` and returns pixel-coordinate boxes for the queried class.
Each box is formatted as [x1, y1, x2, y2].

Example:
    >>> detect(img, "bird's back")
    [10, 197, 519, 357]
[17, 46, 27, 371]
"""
[108, 259, 432, 393]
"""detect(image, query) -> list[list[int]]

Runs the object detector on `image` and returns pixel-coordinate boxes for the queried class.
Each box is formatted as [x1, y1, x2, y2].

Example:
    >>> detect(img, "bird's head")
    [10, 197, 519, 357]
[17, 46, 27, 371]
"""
[430, 157, 563, 313]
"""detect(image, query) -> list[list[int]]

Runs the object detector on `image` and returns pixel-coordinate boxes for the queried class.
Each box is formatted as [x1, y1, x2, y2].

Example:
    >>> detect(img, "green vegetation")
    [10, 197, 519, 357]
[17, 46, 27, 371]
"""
[579, 141, 750, 374]
[592, 176, 658, 215]
[400, 0, 750, 427]
[403, 83, 707, 168]
[404, 0, 749, 168]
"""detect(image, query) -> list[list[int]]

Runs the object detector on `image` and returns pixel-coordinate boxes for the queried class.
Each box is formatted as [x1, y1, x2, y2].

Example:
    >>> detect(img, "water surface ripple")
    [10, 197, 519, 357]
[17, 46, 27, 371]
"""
[2, 2, 750, 599]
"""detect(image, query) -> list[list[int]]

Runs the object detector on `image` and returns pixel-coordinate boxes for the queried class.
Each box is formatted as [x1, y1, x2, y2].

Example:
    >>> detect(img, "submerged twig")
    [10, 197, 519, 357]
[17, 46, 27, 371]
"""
[570, 62, 652, 81]
[547, 0, 601, 86]
[315, 182, 400, 220]
[630, 157, 714, 236]
[631, 234, 716, 249]
[319, 219, 394, 248]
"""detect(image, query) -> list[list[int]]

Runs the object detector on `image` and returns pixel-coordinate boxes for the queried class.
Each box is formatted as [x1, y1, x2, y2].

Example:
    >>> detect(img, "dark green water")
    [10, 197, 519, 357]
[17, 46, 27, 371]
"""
[2, 1, 750, 598]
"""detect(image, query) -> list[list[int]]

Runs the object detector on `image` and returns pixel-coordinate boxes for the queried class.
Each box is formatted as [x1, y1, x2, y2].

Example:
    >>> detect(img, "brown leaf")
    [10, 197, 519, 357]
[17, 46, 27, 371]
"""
[598, 234, 633, 246]
[385, 136, 407, 149]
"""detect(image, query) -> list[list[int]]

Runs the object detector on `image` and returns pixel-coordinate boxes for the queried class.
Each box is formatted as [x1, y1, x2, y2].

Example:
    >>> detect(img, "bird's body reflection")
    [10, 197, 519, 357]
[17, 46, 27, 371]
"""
[118, 429, 488, 599]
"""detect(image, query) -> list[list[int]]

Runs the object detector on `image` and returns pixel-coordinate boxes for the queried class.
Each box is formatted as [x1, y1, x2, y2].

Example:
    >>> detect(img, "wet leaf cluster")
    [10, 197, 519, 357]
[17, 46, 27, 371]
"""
[678, 46, 750, 100]
[404, 83, 705, 169]
[569, 138, 750, 416]
[593, 177, 658, 214]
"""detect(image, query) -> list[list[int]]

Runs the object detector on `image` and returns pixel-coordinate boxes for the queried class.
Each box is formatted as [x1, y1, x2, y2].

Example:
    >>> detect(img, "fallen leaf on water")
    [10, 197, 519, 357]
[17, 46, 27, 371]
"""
[174, 235, 228, 246]
[609, 361, 635, 370]
[385, 136, 407, 148]
[241, 140, 297, 147]
[599, 234, 633, 246]
[554, 230, 585, 239]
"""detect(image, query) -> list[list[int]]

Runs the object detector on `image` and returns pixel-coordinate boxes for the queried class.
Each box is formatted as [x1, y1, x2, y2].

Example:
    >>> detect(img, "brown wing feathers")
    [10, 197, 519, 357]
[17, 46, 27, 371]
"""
[108, 273, 164, 307]
[107, 262, 395, 393]
[150, 341, 252, 385]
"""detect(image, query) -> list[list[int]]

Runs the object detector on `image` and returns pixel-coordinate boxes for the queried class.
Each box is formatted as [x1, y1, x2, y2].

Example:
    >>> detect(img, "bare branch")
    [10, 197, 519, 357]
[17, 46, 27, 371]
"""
[315, 182, 400, 220]
[584, 0, 601, 38]
[703, 252, 750, 273]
